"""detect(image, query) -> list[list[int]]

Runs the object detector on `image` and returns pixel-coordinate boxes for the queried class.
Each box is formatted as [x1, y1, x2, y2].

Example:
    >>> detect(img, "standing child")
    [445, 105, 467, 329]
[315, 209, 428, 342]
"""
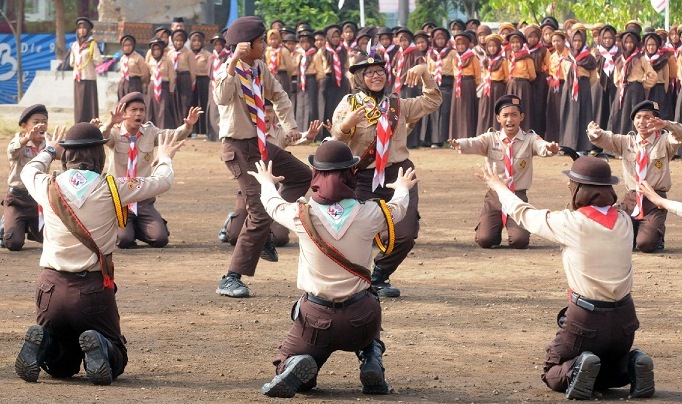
[206, 33, 231, 142]
[449, 32, 480, 139]
[169, 29, 197, 128]
[70, 17, 102, 123]
[295, 31, 319, 131]
[146, 38, 177, 129]
[505, 31, 535, 132]
[591, 25, 619, 132]
[642, 32, 676, 121]
[266, 29, 294, 100]
[525, 24, 550, 136]
[314, 24, 350, 140]
[428, 27, 457, 146]
[393, 28, 425, 148]
[476, 34, 508, 135]
[545, 30, 568, 143]
[117, 35, 149, 100]
[190, 31, 211, 136]
[145, 26, 171, 63]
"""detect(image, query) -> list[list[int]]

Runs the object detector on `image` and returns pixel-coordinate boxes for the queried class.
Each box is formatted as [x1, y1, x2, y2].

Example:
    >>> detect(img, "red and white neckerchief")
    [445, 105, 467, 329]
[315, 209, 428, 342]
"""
[431, 46, 451, 86]
[210, 49, 229, 88]
[299, 47, 317, 91]
[501, 134, 520, 225]
[508, 46, 529, 78]
[618, 50, 639, 107]
[483, 54, 503, 96]
[632, 133, 658, 219]
[455, 48, 474, 98]
[372, 97, 393, 191]
[578, 206, 619, 230]
[74, 39, 92, 82]
[343, 40, 357, 53]
[325, 43, 343, 87]
[394, 43, 417, 93]
[568, 46, 592, 101]
[376, 44, 395, 82]
[268, 45, 281, 74]
[125, 131, 142, 214]
[152, 61, 163, 102]
[550, 52, 565, 93]
[120, 54, 130, 82]
[172, 49, 180, 70]
[598, 44, 618, 77]
[235, 61, 268, 161]
[527, 42, 543, 54]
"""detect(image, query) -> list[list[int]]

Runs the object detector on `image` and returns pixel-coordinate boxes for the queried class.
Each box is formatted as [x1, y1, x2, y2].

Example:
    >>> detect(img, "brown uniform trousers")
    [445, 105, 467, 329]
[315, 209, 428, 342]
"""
[355, 160, 420, 277]
[618, 190, 667, 253]
[273, 290, 381, 376]
[2, 188, 42, 251]
[221, 138, 311, 276]
[224, 190, 290, 247]
[475, 189, 530, 249]
[542, 295, 638, 392]
[35, 268, 128, 379]
[116, 197, 169, 248]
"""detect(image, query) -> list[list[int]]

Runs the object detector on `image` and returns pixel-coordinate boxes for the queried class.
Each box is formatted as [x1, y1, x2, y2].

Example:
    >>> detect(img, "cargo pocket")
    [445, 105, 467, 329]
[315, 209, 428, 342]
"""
[80, 285, 109, 316]
[566, 320, 597, 352]
[302, 313, 331, 348]
[622, 318, 640, 336]
[36, 281, 55, 313]
[221, 151, 241, 178]
[347, 310, 377, 347]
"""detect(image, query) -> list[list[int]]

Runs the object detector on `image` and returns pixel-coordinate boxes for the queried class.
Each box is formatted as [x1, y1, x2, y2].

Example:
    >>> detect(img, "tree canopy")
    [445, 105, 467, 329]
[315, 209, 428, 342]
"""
[254, 0, 384, 29]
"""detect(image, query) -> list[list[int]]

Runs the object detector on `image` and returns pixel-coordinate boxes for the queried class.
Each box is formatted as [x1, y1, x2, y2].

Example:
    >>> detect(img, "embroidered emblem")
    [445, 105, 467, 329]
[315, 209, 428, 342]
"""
[145, 153, 151, 161]
[327, 202, 344, 220]
[655, 160, 663, 169]
[367, 57, 374, 63]
[69, 171, 88, 189]
[24, 148, 34, 158]
[118, 177, 144, 189]
[520, 159, 527, 169]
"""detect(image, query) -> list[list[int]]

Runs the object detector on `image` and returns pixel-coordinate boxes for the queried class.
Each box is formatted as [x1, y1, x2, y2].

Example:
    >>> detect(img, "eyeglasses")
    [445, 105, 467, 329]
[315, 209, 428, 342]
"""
[363, 69, 387, 78]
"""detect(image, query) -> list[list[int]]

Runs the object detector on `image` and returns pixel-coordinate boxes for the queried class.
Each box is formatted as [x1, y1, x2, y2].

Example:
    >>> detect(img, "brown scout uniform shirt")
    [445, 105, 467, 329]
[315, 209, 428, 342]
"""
[7, 134, 46, 189]
[193, 49, 212, 77]
[120, 51, 150, 83]
[147, 55, 177, 92]
[69, 39, 102, 80]
[426, 48, 457, 76]
[170, 47, 197, 84]
[613, 55, 657, 89]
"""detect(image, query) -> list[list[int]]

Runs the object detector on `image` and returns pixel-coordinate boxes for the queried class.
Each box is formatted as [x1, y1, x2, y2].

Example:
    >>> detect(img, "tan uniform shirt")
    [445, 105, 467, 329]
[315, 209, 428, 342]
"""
[7, 134, 46, 189]
[266, 46, 295, 76]
[120, 51, 150, 83]
[426, 48, 457, 76]
[105, 122, 191, 178]
[613, 55, 657, 89]
[588, 123, 682, 191]
[457, 129, 555, 190]
[192, 49, 212, 77]
[330, 70, 442, 168]
[499, 188, 634, 301]
[169, 47, 197, 83]
[69, 39, 102, 81]
[261, 182, 409, 301]
[485, 57, 509, 82]
[560, 59, 598, 85]
[313, 47, 350, 81]
[21, 153, 174, 272]
[549, 49, 569, 80]
[213, 59, 297, 139]
[453, 53, 482, 85]
[147, 55, 177, 91]
[266, 124, 289, 149]
[509, 57, 536, 80]
[646, 56, 677, 91]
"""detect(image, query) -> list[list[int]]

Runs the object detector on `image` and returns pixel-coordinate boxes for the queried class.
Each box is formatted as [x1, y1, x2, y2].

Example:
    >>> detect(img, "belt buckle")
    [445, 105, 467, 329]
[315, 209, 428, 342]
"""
[577, 297, 595, 312]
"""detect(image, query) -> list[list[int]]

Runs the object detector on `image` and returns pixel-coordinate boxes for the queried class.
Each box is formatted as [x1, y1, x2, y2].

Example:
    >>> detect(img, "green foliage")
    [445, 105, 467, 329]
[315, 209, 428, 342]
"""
[254, 0, 384, 29]
[409, 0, 449, 31]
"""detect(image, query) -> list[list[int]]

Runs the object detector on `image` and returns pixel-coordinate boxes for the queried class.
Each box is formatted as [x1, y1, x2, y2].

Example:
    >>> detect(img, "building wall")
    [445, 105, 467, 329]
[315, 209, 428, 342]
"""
[97, 0, 206, 23]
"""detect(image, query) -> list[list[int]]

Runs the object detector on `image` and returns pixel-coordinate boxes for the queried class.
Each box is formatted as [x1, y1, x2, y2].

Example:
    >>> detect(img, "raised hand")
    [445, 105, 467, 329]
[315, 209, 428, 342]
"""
[157, 131, 186, 160]
[404, 64, 426, 87]
[448, 138, 461, 151]
[109, 103, 130, 125]
[48, 126, 67, 159]
[305, 120, 322, 140]
[386, 166, 419, 190]
[247, 160, 285, 185]
[184, 106, 204, 126]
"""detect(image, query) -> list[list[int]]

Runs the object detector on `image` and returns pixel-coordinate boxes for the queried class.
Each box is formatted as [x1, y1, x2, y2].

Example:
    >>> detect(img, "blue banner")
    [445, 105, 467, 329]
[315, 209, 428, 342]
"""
[0, 33, 76, 104]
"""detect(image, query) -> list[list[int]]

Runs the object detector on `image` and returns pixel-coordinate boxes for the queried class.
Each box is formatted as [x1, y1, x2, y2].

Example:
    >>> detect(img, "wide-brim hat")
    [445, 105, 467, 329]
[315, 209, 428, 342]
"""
[19, 104, 48, 126]
[59, 123, 109, 149]
[189, 30, 205, 40]
[562, 156, 619, 186]
[377, 26, 393, 37]
[341, 20, 358, 33]
[149, 38, 165, 48]
[541, 16, 559, 30]
[297, 30, 314, 40]
[282, 33, 299, 42]
[356, 26, 378, 41]
[395, 27, 414, 39]
[324, 24, 342, 35]
[431, 27, 450, 41]
[421, 21, 436, 30]
[414, 29, 430, 42]
[599, 24, 617, 36]
[453, 32, 472, 43]
[497, 22, 516, 34]
[620, 29, 641, 44]
[630, 100, 661, 120]
[349, 52, 386, 73]
[449, 19, 466, 31]
[308, 140, 360, 170]
[154, 26, 171, 35]
[75, 17, 94, 30]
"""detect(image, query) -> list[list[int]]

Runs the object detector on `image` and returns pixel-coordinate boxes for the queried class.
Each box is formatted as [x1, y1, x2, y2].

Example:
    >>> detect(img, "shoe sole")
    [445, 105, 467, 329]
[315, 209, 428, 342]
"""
[377, 288, 401, 298]
[15, 325, 44, 382]
[360, 362, 389, 394]
[566, 354, 601, 400]
[215, 286, 250, 298]
[262, 355, 318, 398]
[630, 354, 655, 398]
[79, 331, 113, 385]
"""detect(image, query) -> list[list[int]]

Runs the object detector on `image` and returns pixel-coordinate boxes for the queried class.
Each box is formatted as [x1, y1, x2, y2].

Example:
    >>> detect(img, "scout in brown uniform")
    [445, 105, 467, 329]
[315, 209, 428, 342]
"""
[375, 27, 399, 90]
[14, 124, 185, 385]
[427, 27, 456, 146]
[413, 30, 432, 148]
[525, 24, 550, 137]
[266, 29, 294, 100]
[99, 92, 202, 248]
[144, 26, 171, 64]
[476, 34, 508, 135]
[254, 142, 418, 397]
[206, 33, 230, 142]
[213, 16, 312, 298]
[591, 25, 620, 133]
[146, 38, 177, 130]
[190, 31, 211, 136]
[505, 31, 535, 132]
[69, 17, 102, 124]
[117, 35, 149, 100]
[588, 100, 682, 252]
[449, 31, 480, 139]
[294, 30, 319, 131]
[473, 25, 492, 62]
[450, 95, 559, 249]
[546, 30, 568, 143]
[1, 105, 49, 250]
[169, 29, 197, 128]
[478, 156, 654, 400]
[393, 28, 426, 147]
[642, 32, 677, 121]
[331, 51, 441, 297]
[341, 21, 358, 53]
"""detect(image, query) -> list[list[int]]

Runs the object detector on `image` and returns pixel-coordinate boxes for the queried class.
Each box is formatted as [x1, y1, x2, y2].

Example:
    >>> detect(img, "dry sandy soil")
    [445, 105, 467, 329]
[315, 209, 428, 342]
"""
[1, 138, 682, 403]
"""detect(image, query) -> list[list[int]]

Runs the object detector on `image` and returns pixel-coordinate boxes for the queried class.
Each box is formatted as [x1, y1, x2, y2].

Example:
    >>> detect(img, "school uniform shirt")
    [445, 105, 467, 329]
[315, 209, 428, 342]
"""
[497, 187, 634, 301]
[426, 48, 457, 76]
[193, 48, 212, 77]
[7, 134, 46, 189]
[613, 55, 657, 89]
[266, 123, 289, 149]
[170, 47, 197, 83]
[105, 122, 191, 178]
[20, 152, 174, 273]
[145, 46, 171, 64]
[147, 55, 177, 91]
[120, 51, 150, 83]
[509, 57, 536, 80]
[266, 46, 295, 77]
[312, 47, 350, 81]
[296, 47, 319, 76]
[457, 129, 555, 191]
[330, 70, 442, 168]
[559, 58, 598, 85]
[486, 57, 509, 82]
[260, 182, 409, 301]
[648, 54, 677, 92]
[549, 49, 569, 82]
[69, 38, 102, 80]
[213, 59, 296, 139]
[588, 122, 682, 192]
[454, 52, 482, 85]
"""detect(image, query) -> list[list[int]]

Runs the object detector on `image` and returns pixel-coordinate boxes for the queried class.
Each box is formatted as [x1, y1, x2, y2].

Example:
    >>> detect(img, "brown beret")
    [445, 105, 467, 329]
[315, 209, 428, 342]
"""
[118, 92, 145, 108]
[19, 104, 48, 126]
[225, 16, 266, 45]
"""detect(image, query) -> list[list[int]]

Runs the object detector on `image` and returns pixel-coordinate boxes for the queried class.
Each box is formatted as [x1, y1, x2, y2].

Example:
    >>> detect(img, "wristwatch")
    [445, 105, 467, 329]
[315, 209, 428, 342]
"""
[45, 146, 57, 158]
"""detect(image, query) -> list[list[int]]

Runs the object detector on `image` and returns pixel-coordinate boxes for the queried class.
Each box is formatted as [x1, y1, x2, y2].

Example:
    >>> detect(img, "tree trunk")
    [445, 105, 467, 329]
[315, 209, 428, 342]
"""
[15, 0, 23, 100]
[55, 0, 66, 61]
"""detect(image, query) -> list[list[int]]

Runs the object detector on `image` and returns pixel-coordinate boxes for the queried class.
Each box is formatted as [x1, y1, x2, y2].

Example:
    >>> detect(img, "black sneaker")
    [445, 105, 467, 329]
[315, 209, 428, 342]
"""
[565, 351, 601, 400]
[262, 355, 318, 398]
[216, 275, 250, 298]
[629, 349, 655, 398]
[260, 232, 279, 262]
[218, 212, 234, 243]
[15, 325, 48, 382]
[372, 280, 401, 298]
[79, 330, 113, 385]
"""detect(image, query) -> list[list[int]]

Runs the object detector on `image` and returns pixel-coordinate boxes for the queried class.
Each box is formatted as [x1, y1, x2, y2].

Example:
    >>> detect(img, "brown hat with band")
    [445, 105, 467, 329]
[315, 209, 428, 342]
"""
[59, 123, 109, 149]
[308, 140, 360, 171]
[563, 156, 619, 185]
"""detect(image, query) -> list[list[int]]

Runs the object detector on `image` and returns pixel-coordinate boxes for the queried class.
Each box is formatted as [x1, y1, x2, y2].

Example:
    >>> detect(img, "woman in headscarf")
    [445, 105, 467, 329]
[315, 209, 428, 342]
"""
[449, 31, 480, 139]
[642, 32, 676, 121]
[525, 24, 550, 136]
[591, 25, 620, 132]
[427, 27, 457, 145]
[69, 17, 102, 123]
[476, 33, 508, 135]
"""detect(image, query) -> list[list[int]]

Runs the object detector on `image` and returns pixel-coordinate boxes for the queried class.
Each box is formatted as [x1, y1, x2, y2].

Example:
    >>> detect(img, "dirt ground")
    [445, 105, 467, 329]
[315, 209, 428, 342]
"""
[1, 138, 682, 403]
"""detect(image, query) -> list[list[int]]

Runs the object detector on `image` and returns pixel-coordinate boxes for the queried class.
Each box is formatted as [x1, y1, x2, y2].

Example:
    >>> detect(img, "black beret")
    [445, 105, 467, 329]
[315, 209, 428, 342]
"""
[630, 100, 661, 120]
[172, 17, 185, 23]
[308, 140, 360, 171]
[225, 16, 266, 45]
[59, 123, 108, 149]
[19, 104, 48, 126]
[119, 34, 136, 46]
[189, 30, 205, 39]
[495, 94, 523, 115]
[270, 19, 285, 28]
[75, 17, 94, 30]
[118, 91, 146, 107]
[506, 30, 527, 43]
[172, 29, 188, 41]
[210, 33, 226, 44]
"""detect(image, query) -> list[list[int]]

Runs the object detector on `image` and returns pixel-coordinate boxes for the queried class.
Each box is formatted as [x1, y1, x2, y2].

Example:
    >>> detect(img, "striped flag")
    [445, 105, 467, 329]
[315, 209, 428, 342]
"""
[651, 0, 666, 12]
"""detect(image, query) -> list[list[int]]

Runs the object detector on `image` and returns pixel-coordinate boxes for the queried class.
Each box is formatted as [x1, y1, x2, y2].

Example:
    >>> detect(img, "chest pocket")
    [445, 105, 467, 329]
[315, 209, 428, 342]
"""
[489, 148, 505, 162]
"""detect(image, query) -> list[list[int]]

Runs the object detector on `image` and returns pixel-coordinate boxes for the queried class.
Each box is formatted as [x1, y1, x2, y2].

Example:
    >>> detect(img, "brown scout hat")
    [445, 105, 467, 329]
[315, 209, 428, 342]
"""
[225, 16, 266, 45]
[118, 91, 145, 108]
[563, 156, 619, 186]
[59, 123, 109, 149]
[495, 94, 523, 114]
[308, 140, 360, 171]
